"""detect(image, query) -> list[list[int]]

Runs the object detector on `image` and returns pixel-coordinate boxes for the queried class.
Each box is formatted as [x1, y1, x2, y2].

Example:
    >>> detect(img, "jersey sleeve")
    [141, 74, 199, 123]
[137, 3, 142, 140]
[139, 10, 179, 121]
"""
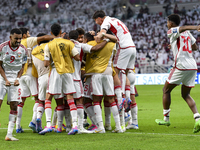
[187, 31, 196, 45]
[22, 48, 28, 64]
[27, 37, 38, 49]
[72, 47, 79, 57]
[82, 43, 92, 53]
[101, 17, 111, 31]
[44, 44, 50, 60]
[167, 27, 180, 41]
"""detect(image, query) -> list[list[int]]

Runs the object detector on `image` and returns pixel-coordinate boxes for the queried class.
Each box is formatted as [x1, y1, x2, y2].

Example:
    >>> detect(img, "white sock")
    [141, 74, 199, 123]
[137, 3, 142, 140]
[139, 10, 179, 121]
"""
[114, 87, 122, 103]
[64, 108, 71, 128]
[51, 107, 57, 126]
[67, 99, 77, 128]
[104, 106, 111, 126]
[93, 102, 104, 129]
[77, 104, 84, 129]
[163, 109, 170, 122]
[84, 102, 96, 125]
[120, 108, 125, 126]
[130, 103, 138, 125]
[110, 102, 120, 129]
[16, 103, 24, 129]
[37, 103, 44, 119]
[45, 100, 52, 127]
[194, 113, 200, 122]
[125, 86, 130, 100]
[7, 111, 17, 137]
[31, 102, 39, 124]
[57, 105, 64, 129]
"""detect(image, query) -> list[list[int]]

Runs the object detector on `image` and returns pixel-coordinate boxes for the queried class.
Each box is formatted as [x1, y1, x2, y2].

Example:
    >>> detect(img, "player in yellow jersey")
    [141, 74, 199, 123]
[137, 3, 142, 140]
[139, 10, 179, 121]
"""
[39, 23, 80, 135]
[31, 33, 51, 133]
[16, 27, 54, 133]
[83, 32, 122, 133]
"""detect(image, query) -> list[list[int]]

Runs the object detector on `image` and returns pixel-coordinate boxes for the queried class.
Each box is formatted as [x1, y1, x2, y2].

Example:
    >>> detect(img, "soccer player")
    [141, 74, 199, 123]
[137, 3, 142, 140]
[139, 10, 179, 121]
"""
[84, 32, 122, 133]
[39, 23, 80, 135]
[16, 27, 53, 133]
[93, 10, 137, 131]
[0, 28, 28, 141]
[69, 30, 108, 133]
[31, 33, 51, 133]
[155, 14, 200, 133]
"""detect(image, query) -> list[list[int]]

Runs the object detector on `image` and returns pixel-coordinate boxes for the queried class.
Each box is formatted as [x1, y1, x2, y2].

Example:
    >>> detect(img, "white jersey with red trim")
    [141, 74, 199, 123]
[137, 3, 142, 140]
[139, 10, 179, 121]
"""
[71, 39, 92, 81]
[167, 27, 197, 70]
[101, 16, 135, 49]
[0, 41, 28, 83]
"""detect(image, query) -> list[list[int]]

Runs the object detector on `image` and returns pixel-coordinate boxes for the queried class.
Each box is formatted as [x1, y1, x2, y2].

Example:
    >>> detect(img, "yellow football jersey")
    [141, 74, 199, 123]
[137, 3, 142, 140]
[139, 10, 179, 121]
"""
[48, 38, 75, 74]
[32, 43, 48, 61]
[85, 40, 115, 74]
[21, 38, 38, 78]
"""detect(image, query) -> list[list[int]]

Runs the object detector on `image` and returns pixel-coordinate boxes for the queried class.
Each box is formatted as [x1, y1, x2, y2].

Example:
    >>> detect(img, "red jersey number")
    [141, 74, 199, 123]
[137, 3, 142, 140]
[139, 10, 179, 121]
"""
[117, 21, 129, 34]
[10, 56, 15, 63]
[181, 36, 192, 53]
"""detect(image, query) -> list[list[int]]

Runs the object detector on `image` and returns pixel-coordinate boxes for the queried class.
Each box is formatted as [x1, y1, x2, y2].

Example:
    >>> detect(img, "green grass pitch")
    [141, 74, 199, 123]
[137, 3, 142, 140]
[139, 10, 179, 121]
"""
[1, 84, 200, 150]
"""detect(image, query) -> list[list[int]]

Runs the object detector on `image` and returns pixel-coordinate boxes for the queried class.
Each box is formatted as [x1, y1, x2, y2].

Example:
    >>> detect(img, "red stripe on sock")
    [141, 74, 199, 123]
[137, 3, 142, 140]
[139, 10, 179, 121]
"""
[38, 103, 44, 108]
[18, 102, 24, 108]
[45, 100, 51, 109]
[57, 105, 64, 111]
[35, 101, 39, 104]
[10, 110, 17, 115]
[110, 101, 117, 107]
[93, 101, 100, 106]
[77, 104, 84, 109]
[114, 85, 121, 90]
[84, 102, 92, 109]
[125, 85, 130, 91]
[130, 103, 137, 108]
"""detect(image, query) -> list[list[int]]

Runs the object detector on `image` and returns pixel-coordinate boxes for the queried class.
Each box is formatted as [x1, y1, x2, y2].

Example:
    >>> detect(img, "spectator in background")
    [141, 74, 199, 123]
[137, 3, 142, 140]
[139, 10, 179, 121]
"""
[173, 3, 179, 14]
[181, 7, 186, 16]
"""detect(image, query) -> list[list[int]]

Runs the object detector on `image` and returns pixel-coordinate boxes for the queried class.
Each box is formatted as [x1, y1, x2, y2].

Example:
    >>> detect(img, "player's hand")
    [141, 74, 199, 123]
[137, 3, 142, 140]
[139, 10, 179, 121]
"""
[14, 80, 19, 86]
[95, 34, 102, 43]
[89, 31, 95, 36]
[197, 25, 200, 32]
[168, 44, 171, 49]
[5, 80, 11, 86]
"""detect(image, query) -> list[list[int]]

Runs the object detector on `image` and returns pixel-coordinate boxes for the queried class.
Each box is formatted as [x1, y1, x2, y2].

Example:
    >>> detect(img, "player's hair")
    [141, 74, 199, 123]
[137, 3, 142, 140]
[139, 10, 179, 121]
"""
[76, 28, 85, 35]
[92, 10, 106, 19]
[63, 32, 69, 39]
[10, 28, 22, 35]
[69, 30, 79, 40]
[19, 27, 29, 35]
[37, 33, 49, 45]
[51, 23, 61, 36]
[84, 33, 94, 42]
[168, 14, 181, 26]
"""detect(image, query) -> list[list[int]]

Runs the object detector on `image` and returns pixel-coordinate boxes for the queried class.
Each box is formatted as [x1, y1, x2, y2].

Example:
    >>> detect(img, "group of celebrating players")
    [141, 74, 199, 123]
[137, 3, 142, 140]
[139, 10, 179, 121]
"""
[1, 10, 200, 141]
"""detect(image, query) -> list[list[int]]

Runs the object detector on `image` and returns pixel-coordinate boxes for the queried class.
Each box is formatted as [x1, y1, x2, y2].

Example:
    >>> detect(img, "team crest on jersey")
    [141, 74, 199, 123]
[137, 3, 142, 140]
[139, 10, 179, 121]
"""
[18, 52, 22, 57]
[173, 28, 177, 33]
[59, 43, 65, 51]
[6, 52, 9, 55]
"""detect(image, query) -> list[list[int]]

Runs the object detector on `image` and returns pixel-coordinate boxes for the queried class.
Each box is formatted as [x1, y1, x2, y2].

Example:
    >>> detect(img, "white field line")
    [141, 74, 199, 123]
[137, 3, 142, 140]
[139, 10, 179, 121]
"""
[0, 128, 200, 137]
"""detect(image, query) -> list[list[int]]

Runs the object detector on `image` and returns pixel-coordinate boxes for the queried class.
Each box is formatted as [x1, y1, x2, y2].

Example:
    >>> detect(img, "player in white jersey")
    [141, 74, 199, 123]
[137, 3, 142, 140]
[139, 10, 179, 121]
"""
[93, 11, 137, 131]
[16, 28, 53, 133]
[0, 28, 28, 141]
[155, 14, 200, 133]
[69, 30, 109, 133]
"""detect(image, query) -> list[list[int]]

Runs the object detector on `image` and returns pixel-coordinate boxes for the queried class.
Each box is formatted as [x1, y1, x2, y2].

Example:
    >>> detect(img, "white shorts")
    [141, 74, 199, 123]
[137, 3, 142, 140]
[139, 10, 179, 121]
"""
[127, 70, 136, 95]
[119, 70, 126, 95]
[73, 80, 84, 99]
[20, 75, 38, 98]
[38, 73, 48, 101]
[83, 77, 93, 100]
[48, 68, 76, 95]
[91, 74, 114, 96]
[0, 82, 20, 103]
[113, 47, 136, 70]
[167, 68, 197, 87]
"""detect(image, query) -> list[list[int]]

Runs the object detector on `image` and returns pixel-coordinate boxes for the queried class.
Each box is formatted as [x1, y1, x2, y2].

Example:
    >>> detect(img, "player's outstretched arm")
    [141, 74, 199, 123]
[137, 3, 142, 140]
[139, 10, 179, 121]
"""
[90, 40, 107, 51]
[103, 33, 117, 43]
[0, 61, 10, 86]
[37, 35, 54, 45]
[95, 29, 107, 43]
[74, 54, 80, 61]
[179, 25, 200, 33]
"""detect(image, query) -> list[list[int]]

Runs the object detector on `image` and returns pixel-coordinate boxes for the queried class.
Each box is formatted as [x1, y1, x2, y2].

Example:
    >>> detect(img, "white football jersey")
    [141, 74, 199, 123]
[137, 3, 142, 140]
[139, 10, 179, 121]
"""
[0, 41, 28, 83]
[167, 27, 197, 70]
[101, 16, 135, 49]
[71, 39, 92, 81]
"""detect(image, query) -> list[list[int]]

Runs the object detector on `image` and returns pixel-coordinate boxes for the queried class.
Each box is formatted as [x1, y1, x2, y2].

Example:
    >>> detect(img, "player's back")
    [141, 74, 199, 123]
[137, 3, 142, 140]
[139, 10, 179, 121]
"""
[101, 16, 135, 49]
[48, 38, 75, 74]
